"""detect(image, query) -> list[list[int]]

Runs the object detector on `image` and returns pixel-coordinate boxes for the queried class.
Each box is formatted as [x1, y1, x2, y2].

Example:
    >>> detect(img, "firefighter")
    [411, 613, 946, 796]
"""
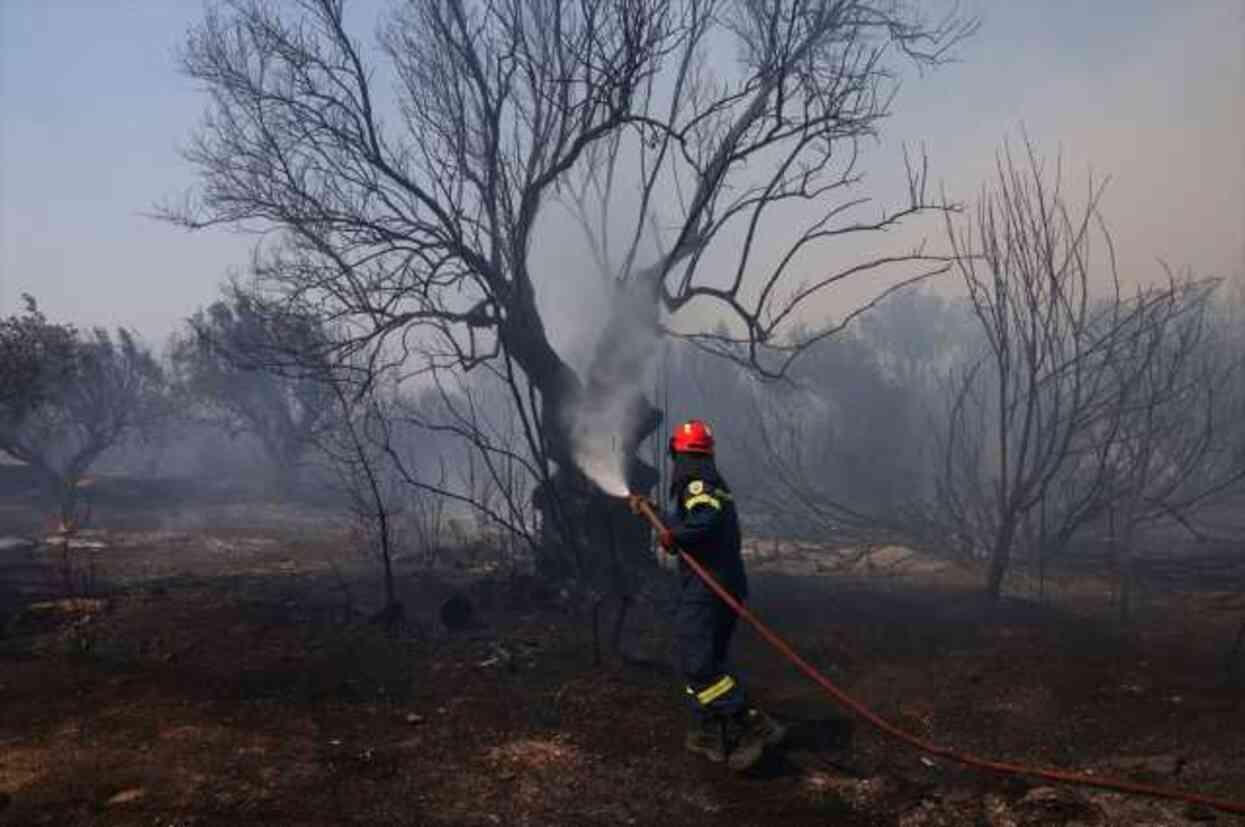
[654, 419, 786, 770]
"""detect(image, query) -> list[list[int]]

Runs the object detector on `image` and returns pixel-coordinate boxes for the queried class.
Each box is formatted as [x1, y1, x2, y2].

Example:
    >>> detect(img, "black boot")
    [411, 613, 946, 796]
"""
[746, 706, 788, 746]
[685, 716, 727, 763]
[725, 709, 767, 771]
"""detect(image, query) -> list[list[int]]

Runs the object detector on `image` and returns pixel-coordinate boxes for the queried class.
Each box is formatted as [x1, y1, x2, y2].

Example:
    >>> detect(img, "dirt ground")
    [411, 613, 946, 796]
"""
[2, 478, 1244, 826]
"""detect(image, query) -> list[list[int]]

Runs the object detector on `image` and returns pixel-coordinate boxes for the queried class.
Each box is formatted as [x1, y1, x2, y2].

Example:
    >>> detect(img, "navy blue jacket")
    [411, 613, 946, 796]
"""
[666, 456, 748, 601]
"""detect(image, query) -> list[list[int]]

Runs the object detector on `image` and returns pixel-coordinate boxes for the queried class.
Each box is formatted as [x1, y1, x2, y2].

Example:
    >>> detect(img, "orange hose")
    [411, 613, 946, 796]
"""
[631, 498, 1245, 817]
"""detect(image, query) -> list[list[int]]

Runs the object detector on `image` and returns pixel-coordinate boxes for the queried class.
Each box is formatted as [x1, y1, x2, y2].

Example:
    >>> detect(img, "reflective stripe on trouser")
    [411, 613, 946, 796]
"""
[685, 672, 745, 719]
[687, 674, 739, 705]
[676, 592, 746, 719]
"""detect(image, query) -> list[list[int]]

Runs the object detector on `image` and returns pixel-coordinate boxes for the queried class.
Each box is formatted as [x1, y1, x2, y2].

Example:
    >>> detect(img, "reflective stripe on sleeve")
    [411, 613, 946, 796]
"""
[684, 493, 722, 511]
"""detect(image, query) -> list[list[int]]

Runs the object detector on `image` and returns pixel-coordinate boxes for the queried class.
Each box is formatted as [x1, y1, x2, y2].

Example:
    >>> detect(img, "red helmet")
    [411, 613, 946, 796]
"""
[670, 419, 715, 455]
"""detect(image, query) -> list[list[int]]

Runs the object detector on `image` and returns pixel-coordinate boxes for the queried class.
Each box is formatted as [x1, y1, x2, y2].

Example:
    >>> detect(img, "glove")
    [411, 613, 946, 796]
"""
[657, 527, 677, 554]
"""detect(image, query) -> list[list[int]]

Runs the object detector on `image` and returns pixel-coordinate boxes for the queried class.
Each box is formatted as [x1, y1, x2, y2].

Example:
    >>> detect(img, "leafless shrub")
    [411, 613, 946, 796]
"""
[929, 137, 1245, 603]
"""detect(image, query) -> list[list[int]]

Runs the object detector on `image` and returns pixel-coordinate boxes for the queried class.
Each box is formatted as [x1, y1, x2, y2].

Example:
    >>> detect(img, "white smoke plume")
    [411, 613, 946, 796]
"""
[571, 419, 630, 497]
[567, 284, 661, 497]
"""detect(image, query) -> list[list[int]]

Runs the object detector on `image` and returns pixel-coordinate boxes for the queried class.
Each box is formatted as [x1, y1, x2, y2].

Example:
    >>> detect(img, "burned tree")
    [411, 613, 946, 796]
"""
[0, 296, 166, 525]
[933, 139, 1242, 602]
[318, 373, 409, 629]
[387, 366, 545, 551]
[933, 140, 1126, 599]
[170, 288, 335, 489]
[1089, 278, 1245, 621]
[0, 295, 77, 426]
[164, 0, 973, 564]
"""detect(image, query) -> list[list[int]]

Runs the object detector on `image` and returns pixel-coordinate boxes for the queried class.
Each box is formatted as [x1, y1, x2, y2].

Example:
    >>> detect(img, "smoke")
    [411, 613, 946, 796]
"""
[571, 424, 629, 497]
[567, 284, 661, 497]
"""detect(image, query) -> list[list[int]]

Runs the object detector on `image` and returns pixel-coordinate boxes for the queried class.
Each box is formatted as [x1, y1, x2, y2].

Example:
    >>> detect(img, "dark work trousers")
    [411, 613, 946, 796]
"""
[675, 584, 747, 720]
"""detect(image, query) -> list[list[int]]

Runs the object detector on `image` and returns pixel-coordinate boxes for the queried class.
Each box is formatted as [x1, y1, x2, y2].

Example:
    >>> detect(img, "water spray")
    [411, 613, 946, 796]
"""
[574, 433, 630, 498]
[566, 279, 663, 500]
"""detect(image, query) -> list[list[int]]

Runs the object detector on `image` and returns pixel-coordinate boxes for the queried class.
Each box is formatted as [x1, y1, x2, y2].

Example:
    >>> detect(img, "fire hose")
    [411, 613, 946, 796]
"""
[628, 496, 1245, 817]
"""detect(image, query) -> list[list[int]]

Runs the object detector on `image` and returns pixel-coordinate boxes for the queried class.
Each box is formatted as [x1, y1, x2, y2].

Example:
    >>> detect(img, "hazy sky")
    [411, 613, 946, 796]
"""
[2, 1, 1242, 349]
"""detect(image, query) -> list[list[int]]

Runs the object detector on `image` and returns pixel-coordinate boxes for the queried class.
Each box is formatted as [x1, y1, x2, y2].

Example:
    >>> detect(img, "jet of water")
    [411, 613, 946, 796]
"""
[573, 431, 630, 497]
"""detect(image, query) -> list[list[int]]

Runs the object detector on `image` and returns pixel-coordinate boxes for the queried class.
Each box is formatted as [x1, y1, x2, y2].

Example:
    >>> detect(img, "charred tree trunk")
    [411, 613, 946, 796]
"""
[530, 453, 659, 581]
[986, 516, 1019, 602]
[500, 280, 661, 583]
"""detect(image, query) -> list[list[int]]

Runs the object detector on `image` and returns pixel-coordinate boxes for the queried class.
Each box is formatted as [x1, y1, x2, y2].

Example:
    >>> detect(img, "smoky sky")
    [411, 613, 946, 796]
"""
[2, 0, 1241, 353]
